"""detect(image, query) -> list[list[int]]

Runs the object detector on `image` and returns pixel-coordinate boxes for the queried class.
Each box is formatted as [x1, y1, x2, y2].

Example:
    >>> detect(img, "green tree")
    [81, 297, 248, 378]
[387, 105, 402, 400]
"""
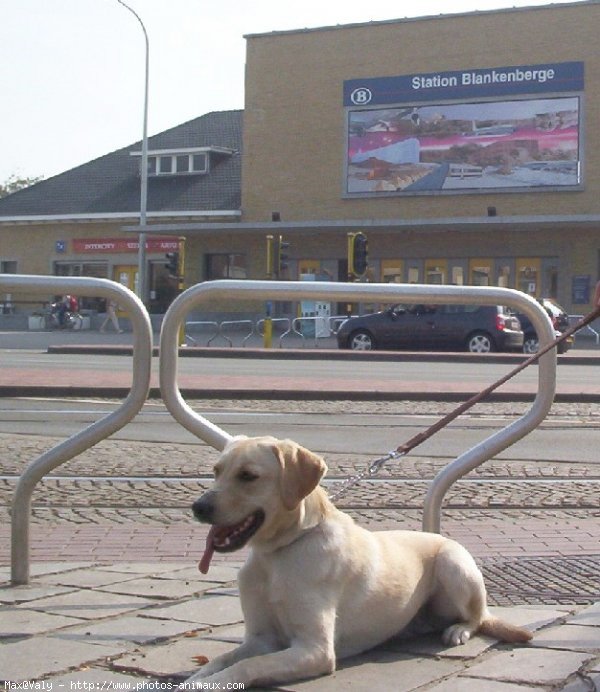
[0, 174, 43, 198]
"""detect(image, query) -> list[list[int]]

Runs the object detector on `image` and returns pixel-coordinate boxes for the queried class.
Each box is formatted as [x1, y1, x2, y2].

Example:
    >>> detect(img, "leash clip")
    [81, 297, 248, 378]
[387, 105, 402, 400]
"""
[368, 450, 405, 477]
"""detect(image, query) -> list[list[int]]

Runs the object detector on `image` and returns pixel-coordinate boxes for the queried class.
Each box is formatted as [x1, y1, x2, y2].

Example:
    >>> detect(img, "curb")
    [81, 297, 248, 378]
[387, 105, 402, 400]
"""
[7, 344, 598, 401]
[2, 385, 600, 403]
[46, 344, 600, 365]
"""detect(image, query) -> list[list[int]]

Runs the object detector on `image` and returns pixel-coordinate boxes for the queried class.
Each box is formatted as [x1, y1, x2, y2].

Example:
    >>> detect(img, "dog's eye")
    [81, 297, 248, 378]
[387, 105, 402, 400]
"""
[238, 470, 259, 482]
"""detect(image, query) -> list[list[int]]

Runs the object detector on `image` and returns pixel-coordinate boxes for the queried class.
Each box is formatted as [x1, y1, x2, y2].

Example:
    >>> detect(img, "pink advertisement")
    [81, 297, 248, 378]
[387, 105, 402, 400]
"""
[346, 96, 580, 195]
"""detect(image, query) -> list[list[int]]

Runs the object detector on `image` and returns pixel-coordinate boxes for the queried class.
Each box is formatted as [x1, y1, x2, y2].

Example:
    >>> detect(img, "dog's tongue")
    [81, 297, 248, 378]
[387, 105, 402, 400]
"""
[199, 525, 216, 574]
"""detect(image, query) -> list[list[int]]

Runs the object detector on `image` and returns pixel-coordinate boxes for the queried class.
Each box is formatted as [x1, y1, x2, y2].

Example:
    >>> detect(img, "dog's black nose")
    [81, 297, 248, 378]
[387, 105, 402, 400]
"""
[192, 494, 215, 523]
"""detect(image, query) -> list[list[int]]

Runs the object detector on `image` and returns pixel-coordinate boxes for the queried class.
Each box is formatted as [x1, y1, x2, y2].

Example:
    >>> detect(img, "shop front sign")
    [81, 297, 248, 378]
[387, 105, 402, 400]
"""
[72, 237, 179, 254]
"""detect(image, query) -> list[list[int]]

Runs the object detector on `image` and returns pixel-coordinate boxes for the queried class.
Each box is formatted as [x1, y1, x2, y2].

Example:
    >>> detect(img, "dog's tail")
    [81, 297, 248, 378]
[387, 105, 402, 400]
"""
[478, 616, 533, 643]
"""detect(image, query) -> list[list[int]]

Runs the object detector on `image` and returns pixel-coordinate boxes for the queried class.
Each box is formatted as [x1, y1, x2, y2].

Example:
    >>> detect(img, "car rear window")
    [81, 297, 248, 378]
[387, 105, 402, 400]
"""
[442, 305, 481, 314]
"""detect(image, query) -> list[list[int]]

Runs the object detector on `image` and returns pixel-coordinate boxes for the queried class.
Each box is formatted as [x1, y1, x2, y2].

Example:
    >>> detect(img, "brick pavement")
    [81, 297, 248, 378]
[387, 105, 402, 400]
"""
[1, 508, 599, 566]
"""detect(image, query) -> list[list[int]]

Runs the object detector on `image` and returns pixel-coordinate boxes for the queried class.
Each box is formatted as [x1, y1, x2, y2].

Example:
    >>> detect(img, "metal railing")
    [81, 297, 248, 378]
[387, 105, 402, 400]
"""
[219, 319, 255, 347]
[569, 314, 600, 344]
[184, 320, 219, 346]
[159, 280, 556, 532]
[185, 314, 350, 349]
[257, 317, 293, 348]
[3, 275, 153, 585]
[186, 319, 255, 347]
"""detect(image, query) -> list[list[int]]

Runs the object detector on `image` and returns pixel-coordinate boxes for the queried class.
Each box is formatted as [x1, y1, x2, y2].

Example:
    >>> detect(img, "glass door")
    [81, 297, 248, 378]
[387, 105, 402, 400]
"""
[381, 260, 403, 283]
[516, 258, 541, 296]
[425, 259, 447, 284]
[469, 258, 492, 286]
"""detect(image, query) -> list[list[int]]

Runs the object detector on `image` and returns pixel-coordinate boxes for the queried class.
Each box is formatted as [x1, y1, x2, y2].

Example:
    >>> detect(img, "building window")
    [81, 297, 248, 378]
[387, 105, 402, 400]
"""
[138, 148, 220, 177]
[176, 155, 189, 173]
[206, 254, 247, 280]
[192, 153, 208, 172]
[381, 260, 403, 283]
[158, 155, 174, 174]
[469, 259, 492, 286]
[0, 260, 17, 273]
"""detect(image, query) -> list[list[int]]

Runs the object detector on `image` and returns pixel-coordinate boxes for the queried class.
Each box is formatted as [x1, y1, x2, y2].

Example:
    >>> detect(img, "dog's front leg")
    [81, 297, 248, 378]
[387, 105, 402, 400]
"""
[183, 611, 337, 689]
[183, 635, 279, 682]
[186, 642, 336, 689]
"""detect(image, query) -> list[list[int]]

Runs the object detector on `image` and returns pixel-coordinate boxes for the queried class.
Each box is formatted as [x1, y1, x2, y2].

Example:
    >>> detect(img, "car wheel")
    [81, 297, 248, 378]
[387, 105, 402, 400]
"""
[466, 332, 495, 353]
[523, 336, 539, 354]
[349, 329, 376, 350]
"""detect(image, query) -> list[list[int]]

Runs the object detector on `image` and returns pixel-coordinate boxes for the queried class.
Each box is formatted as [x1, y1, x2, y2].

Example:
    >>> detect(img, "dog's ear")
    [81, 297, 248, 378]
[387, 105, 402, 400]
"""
[271, 440, 327, 511]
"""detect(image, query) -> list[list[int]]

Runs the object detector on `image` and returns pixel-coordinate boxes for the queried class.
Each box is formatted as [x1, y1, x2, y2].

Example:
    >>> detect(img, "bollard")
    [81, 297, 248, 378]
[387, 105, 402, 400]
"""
[263, 317, 273, 348]
[263, 301, 273, 348]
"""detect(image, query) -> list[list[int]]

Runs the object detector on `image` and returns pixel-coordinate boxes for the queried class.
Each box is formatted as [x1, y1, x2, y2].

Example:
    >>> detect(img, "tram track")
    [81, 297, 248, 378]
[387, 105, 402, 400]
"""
[1, 398, 599, 520]
[1, 475, 598, 512]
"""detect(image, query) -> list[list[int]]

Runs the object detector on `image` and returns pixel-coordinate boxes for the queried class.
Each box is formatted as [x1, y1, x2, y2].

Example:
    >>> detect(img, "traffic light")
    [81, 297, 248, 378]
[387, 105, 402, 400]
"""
[275, 235, 290, 277]
[165, 251, 179, 278]
[266, 235, 274, 278]
[348, 232, 368, 277]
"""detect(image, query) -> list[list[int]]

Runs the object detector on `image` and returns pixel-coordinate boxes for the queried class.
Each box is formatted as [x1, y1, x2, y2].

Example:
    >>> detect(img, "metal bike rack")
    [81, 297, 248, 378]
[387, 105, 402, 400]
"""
[329, 314, 353, 335]
[219, 319, 255, 347]
[569, 314, 600, 344]
[159, 280, 556, 532]
[279, 319, 305, 347]
[185, 320, 219, 346]
[257, 317, 292, 348]
[291, 316, 331, 347]
[3, 275, 153, 585]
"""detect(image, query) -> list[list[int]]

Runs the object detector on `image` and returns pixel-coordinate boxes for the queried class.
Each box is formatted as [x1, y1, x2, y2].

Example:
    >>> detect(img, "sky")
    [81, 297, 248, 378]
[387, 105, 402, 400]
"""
[0, 0, 584, 183]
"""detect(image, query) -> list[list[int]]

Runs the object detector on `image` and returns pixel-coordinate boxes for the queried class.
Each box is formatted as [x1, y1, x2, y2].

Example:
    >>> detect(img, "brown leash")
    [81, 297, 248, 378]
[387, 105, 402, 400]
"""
[329, 305, 600, 500]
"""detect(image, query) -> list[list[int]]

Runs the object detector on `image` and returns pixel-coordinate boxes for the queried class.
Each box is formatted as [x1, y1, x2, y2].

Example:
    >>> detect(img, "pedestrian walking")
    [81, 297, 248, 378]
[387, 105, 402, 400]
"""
[99, 299, 123, 333]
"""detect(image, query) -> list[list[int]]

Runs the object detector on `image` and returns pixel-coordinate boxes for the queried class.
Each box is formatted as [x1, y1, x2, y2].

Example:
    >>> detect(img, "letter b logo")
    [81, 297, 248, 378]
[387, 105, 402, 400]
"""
[350, 87, 372, 105]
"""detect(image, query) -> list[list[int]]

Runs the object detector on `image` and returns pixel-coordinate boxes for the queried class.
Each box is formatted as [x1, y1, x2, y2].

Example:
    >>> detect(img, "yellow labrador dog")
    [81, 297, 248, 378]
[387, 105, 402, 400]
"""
[188, 436, 531, 688]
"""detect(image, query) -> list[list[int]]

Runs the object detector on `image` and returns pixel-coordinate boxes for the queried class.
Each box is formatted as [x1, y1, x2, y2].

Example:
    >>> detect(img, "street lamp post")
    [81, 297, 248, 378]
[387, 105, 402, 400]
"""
[116, 0, 149, 306]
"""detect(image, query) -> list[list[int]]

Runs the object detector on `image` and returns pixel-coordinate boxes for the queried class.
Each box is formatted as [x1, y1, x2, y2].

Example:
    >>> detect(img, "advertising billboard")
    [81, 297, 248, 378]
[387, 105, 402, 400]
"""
[344, 62, 583, 196]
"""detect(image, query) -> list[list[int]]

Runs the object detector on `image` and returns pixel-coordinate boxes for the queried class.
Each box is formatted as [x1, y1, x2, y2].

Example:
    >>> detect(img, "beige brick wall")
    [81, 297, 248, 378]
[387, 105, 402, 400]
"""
[243, 3, 600, 222]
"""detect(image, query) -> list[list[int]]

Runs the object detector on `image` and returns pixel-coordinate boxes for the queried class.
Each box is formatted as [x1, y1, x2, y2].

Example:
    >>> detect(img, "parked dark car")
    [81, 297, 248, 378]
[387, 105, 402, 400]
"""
[516, 298, 574, 354]
[337, 303, 524, 353]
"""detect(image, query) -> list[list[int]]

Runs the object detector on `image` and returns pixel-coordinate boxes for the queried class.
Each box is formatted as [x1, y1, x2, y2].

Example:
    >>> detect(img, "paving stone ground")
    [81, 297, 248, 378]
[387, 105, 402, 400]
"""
[0, 562, 598, 690]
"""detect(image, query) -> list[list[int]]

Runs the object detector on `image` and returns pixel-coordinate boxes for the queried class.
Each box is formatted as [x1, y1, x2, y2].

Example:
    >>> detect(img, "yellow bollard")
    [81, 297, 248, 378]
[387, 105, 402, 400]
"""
[263, 317, 273, 349]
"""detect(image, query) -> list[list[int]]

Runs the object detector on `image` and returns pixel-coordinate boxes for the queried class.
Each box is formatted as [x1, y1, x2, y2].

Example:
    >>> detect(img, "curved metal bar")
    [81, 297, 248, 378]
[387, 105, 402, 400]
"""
[1, 275, 153, 585]
[256, 317, 290, 335]
[218, 320, 254, 347]
[185, 320, 219, 346]
[159, 280, 556, 518]
[421, 291, 556, 533]
[569, 314, 600, 344]
[256, 318, 291, 348]
[329, 314, 352, 335]
[279, 320, 305, 347]
[292, 316, 329, 346]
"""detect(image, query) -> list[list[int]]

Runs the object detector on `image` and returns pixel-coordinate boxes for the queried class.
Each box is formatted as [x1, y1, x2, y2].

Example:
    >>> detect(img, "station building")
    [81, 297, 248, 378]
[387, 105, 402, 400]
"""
[0, 111, 242, 315]
[1, 1, 599, 318]
[234, 0, 600, 314]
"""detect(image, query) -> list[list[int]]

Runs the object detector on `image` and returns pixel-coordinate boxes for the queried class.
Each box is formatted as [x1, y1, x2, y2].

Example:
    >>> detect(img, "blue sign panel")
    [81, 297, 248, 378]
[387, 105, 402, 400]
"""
[572, 275, 591, 304]
[344, 62, 584, 107]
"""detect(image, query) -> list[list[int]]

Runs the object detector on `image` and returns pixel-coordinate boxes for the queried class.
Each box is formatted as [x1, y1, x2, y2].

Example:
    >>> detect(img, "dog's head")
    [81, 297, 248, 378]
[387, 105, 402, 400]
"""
[193, 436, 327, 572]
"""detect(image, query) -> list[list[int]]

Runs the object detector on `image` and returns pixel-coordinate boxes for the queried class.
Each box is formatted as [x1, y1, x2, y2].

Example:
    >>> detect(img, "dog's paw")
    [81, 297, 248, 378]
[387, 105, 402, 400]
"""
[442, 623, 473, 646]
[179, 668, 211, 687]
[180, 671, 235, 689]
